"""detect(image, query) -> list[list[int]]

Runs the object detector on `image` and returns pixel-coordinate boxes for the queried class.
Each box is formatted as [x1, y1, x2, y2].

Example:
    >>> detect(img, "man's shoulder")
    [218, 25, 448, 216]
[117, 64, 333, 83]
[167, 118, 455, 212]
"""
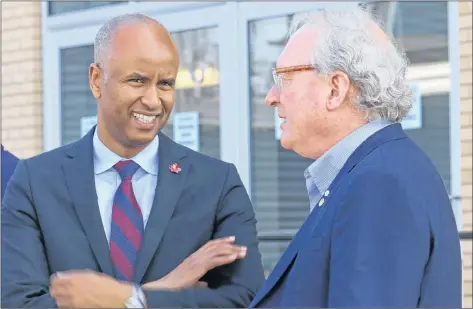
[22, 141, 77, 169]
[1, 146, 19, 167]
[347, 135, 442, 192]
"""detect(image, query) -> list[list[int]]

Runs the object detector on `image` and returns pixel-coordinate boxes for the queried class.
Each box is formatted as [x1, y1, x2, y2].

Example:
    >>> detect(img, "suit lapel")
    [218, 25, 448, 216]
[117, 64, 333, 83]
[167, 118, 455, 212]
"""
[62, 127, 114, 276]
[250, 240, 298, 308]
[250, 123, 407, 307]
[134, 133, 189, 283]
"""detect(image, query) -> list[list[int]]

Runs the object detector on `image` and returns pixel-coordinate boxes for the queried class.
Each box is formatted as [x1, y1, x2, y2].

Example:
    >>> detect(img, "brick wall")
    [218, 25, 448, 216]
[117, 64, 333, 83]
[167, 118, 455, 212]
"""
[460, 2, 472, 308]
[1, 2, 43, 159]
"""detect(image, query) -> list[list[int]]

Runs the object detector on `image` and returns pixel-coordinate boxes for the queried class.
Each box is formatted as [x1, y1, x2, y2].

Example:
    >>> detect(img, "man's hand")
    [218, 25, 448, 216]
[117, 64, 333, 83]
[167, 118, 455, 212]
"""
[143, 236, 246, 291]
[50, 270, 132, 308]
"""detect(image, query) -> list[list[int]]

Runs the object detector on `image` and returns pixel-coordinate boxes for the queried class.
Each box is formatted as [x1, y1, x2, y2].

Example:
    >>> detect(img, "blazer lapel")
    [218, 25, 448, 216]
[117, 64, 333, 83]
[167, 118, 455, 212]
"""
[134, 133, 189, 283]
[250, 240, 298, 308]
[62, 127, 114, 276]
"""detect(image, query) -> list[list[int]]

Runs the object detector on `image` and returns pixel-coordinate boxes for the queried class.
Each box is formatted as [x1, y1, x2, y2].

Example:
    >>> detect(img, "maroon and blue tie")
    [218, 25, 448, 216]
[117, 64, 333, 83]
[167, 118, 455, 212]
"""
[110, 160, 143, 281]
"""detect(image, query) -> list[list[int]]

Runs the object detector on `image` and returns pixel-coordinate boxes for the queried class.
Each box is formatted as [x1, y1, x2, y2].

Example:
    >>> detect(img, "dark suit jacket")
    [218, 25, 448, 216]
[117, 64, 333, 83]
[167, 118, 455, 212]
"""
[1, 145, 19, 199]
[250, 123, 462, 308]
[1, 128, 265, 308]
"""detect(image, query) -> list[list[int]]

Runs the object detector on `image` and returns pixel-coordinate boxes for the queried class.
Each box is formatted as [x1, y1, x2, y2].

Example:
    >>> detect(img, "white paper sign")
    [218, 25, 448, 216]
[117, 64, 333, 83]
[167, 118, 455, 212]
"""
[173, 112, 200, 152]
[274, 108, 283, 140]
[80, 116, 97, 137]
[401, 83, 422, 130]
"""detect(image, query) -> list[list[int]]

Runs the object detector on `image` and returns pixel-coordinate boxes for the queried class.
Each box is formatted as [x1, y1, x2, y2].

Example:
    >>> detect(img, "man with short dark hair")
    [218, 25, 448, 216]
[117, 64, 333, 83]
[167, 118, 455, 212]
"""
[2, 13, 265, 308]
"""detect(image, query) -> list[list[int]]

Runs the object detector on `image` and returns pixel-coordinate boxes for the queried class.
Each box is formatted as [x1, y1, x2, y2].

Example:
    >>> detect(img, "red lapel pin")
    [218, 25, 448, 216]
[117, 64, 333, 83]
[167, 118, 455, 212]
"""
[169, 163, 181, 174]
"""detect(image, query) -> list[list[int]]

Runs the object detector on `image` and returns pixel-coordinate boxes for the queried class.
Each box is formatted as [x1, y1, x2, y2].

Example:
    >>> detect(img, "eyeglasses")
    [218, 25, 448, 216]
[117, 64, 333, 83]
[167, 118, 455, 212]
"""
[272, 65, 315, 92]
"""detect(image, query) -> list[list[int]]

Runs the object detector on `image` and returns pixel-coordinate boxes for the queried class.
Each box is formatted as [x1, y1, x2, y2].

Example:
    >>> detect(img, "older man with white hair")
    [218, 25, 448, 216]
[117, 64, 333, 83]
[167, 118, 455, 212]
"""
[249, 6, 462, 308]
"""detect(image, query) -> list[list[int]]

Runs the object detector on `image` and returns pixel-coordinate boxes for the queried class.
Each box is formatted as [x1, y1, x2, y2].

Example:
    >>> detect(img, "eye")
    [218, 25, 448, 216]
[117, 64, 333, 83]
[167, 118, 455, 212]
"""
[129, 78, 145, 84]
[159, 79, 175, 88]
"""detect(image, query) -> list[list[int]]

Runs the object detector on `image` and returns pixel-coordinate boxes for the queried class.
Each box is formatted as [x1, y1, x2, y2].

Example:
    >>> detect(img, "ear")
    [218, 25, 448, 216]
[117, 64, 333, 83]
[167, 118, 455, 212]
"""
[326, 71, 351, 111]
[89, 63, 103, 99]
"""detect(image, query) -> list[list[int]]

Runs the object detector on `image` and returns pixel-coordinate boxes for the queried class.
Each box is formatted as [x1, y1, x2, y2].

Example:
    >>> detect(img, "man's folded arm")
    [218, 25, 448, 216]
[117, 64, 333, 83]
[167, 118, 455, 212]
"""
[143, 163, 265, 308]
[1, 160, 58, 308]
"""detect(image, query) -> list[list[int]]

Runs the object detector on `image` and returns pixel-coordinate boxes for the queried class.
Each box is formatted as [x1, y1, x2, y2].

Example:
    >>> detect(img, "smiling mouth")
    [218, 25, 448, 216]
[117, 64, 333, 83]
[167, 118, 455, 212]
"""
[132, 112, 158, 124]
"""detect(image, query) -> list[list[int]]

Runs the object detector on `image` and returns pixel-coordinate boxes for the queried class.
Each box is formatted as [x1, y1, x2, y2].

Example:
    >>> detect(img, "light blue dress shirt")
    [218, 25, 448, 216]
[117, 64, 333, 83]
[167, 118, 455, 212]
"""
[93, 130, 159, 245]
[305, 120, 393, 212]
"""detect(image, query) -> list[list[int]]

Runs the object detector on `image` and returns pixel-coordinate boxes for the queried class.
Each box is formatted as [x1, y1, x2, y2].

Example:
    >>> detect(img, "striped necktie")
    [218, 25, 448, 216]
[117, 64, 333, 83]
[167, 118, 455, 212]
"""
[110, 160, 143, 281]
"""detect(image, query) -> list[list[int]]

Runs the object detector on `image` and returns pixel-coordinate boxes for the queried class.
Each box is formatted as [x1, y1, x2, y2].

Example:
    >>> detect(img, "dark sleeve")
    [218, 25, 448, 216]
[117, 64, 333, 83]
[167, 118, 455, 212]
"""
[1, 160, 58, 308]
[143, 163, 265, 307]
[328, 170, 430, 307]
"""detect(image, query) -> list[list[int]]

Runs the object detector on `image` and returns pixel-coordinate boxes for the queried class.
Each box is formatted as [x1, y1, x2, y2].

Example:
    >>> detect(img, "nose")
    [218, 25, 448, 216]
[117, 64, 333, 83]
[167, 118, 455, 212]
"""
[141, 85, 162, 110]
[264, 85, 279, 108]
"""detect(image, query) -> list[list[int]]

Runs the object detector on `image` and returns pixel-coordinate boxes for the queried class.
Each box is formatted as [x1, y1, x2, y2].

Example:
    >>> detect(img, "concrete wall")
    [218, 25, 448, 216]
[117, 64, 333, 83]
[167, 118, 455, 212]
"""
[1, 2, 43, 158]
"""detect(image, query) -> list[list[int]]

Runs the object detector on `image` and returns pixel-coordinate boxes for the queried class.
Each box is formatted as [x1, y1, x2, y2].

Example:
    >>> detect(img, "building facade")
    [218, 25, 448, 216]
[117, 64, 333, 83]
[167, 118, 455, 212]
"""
[1, 1, 471, 306]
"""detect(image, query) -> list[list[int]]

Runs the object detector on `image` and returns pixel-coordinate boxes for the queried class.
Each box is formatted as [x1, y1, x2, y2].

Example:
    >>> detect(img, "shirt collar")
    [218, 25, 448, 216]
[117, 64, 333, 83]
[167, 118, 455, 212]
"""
[304, 119, 393, 195]
[93, 129, 159, 176]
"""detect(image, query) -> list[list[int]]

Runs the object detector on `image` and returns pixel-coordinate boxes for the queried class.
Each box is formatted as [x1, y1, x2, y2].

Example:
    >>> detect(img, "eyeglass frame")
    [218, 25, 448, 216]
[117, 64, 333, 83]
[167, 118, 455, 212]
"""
[271, 64, 316, 92]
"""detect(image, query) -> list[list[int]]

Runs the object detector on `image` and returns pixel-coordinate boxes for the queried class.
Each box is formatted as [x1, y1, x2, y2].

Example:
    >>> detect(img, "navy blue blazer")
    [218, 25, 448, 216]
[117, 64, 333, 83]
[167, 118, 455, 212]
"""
[1, 128, 265, 308]
[1, 145, 19, 199]
[250, 123, 462, 308]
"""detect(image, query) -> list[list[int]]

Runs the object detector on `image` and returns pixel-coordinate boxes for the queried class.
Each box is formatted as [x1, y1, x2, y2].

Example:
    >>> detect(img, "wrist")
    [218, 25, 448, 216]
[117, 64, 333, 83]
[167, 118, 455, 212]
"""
[116, 282, 133, 307]
[125, 283, 147, 308]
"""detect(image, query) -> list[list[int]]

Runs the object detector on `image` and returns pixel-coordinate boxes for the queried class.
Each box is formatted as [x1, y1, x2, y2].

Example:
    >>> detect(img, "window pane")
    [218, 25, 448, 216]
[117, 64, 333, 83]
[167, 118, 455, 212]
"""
[60, 45, 96, 146]
[249, 15, 312, 264]
[161, 27, 220, 159]
[49, 1, 125, 15]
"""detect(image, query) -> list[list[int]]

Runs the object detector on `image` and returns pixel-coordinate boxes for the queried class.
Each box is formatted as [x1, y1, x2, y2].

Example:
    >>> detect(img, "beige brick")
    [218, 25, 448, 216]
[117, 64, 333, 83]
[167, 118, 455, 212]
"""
[463, 184, 473, 198]
[462, 210, 472, 230]
[2, 49, 42, 63]
[462, 99, 473, 113]
[2, 61, 42, 76]
[2, 104, 42, 119]
[463, 238, 473, 253]
[461, 27, 473, 44]
[2, 15, 41, 31]
[465, 265, 473, 283]
[462, 141, 472, 156]
[464, 279, 472, 295]
[460, 14, 473, 30]
[461, 70, 473, 84]
[462, 113, 473, 128]
[461, 55, 473, 73]
[461, 82, 472, 99]
[462, 127, 473, 141]
[463, 155, 473, 170]
[465, 296, 472, 309]
[462, 168, 473, 184]
[459, 2, 472, 15]
[1, 92, 42, 107]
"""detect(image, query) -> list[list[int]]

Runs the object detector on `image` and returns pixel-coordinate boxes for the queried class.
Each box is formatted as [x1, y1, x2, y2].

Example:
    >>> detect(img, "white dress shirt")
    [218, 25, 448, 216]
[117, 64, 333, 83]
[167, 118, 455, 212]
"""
[92, 130, 159, 244]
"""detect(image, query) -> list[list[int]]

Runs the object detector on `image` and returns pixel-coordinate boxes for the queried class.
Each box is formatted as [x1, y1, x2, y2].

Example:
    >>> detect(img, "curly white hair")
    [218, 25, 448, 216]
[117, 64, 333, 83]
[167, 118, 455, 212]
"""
[289, 7, 413, 122]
